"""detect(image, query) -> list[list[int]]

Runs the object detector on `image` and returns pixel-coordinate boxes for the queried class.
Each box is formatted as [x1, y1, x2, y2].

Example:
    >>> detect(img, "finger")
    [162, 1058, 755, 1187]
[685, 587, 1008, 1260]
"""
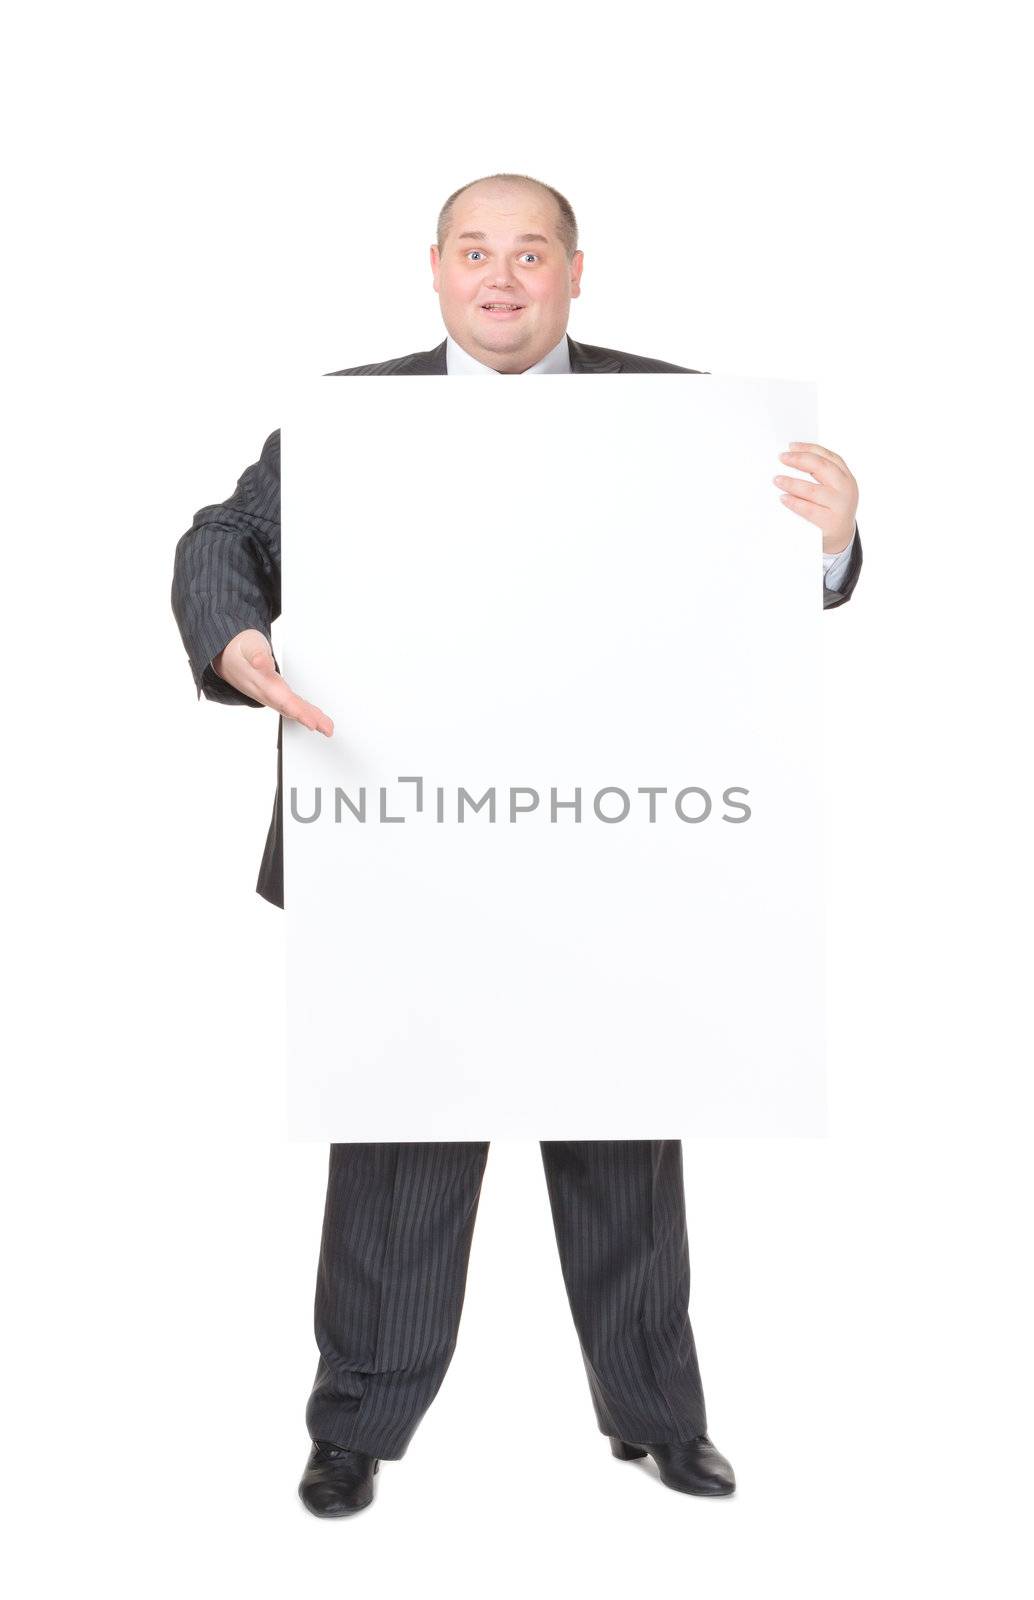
[779, 492, 827, 527]
[233, 651, 333, 735]
[778, 448, 847, 489]
[773, 474, 835, 509]
[784, 442, 853, 477]
[258, 674, 334, 736]
[289, 697, 335, 738]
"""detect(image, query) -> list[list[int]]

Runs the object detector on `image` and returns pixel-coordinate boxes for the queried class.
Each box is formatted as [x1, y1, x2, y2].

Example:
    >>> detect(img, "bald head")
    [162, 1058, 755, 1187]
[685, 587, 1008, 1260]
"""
[436, 173, 578, 261]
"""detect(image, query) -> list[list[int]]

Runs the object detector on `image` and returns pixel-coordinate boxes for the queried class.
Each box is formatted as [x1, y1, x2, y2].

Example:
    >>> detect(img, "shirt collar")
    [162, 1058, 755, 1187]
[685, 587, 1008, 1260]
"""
[445, 332, 572, 375]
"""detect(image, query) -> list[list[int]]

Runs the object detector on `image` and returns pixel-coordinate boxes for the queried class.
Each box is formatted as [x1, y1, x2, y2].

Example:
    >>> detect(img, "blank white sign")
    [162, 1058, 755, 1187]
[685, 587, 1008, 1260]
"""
[282, 376, 822, 1139]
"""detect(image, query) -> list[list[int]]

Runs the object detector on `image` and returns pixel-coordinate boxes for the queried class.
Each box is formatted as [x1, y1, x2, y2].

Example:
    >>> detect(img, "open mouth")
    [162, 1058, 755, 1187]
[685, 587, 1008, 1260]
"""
[479, 303, 525, 317]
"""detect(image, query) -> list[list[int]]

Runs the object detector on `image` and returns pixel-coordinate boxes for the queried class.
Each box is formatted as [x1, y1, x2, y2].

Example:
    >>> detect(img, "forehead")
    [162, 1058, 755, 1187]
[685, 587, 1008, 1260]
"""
[448, 183, 560, 240]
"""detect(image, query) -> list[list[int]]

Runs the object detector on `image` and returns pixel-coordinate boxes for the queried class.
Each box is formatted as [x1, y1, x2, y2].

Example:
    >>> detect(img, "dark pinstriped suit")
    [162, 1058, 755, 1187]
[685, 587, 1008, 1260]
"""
[172, 333, 862, 1458]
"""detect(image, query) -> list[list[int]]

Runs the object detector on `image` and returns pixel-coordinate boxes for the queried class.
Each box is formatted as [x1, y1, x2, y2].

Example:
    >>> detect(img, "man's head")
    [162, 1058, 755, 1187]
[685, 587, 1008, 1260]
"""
[431, 174, 583, 373]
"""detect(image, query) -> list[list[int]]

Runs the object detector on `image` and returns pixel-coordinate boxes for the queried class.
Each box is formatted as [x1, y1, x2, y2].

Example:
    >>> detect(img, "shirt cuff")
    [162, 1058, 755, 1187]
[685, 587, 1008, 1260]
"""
[823, 528, 857, 592]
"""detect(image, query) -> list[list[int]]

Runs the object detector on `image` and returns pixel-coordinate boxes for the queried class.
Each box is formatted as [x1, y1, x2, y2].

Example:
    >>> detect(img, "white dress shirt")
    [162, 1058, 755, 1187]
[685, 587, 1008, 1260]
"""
[446, 331, 574, 377]
[444, 332, 857, 591]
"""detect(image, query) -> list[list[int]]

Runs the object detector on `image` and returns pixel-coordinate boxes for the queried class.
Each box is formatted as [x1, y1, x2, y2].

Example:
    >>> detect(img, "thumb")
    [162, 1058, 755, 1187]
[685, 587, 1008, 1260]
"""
[246, 641, 277, 673]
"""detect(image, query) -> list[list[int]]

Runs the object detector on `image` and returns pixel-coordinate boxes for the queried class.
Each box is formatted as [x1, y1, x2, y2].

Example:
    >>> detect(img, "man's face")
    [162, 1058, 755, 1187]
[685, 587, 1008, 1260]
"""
[430, 181, 584, 373]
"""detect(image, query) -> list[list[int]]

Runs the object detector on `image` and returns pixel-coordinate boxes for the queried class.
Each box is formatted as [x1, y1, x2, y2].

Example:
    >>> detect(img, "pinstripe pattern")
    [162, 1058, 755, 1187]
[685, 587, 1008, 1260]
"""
[306, 1140, 704, 1458]
[306, 1143, 489, 1457]
[172, 335, 863, 1457]
[539, 1140, 706, 1444]
[170, 332, 863, 910]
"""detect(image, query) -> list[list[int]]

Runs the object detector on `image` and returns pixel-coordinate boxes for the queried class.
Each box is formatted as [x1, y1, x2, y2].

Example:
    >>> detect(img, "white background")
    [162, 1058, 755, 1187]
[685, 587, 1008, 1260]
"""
[4, 2, 1031, 1595]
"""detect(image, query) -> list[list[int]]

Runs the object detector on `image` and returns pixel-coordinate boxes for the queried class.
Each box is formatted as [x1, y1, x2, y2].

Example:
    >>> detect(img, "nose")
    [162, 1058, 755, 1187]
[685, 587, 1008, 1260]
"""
[483, 268, 517, 290]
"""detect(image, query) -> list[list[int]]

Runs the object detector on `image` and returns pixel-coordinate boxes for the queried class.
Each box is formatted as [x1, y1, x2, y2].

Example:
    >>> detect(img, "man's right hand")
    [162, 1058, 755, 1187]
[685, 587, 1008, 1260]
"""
[213, 628, 334, 736]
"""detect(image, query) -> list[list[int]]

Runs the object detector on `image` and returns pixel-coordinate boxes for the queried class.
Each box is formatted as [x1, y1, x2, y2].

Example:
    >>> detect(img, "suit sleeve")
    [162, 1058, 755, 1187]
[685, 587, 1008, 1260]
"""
[822, 521, 863, 609]
[171, 428, 283, 705]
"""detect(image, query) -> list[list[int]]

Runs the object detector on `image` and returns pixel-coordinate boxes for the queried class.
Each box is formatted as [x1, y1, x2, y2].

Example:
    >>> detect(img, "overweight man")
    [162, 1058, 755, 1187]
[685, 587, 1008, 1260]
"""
[172, 172, 863, 1519]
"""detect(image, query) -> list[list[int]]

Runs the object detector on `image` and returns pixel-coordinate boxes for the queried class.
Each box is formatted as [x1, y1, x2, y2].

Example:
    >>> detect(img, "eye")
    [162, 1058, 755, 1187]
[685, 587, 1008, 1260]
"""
[466, 250, 484, 262]
[519, 253, 538, 264]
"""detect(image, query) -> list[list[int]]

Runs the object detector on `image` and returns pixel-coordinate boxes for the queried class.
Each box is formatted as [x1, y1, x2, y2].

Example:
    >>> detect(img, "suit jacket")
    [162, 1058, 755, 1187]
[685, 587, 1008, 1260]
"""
[172, 334, 863, 909]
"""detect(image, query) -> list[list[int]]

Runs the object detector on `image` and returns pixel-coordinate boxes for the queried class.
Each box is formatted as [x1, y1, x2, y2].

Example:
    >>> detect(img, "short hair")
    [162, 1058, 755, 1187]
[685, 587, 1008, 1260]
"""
[436, 173, 579, 260]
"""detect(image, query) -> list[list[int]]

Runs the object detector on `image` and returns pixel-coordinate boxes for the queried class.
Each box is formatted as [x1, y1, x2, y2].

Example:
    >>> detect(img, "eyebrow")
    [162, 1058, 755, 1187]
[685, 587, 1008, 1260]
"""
[456, 232, 550, 245]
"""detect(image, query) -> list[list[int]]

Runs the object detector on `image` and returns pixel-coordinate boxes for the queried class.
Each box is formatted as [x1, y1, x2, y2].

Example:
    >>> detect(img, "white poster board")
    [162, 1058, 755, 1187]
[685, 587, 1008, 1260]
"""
[282, 376, 823, 1139]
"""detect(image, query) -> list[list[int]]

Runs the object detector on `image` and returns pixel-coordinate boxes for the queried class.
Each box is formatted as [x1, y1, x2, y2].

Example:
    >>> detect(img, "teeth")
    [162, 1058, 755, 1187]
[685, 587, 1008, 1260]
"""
[484, 304, 520, 310]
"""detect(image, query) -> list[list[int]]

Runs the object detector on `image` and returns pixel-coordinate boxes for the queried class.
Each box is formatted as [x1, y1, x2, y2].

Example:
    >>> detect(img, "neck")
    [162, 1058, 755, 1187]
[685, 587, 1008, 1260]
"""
[448, 331, 568, 374]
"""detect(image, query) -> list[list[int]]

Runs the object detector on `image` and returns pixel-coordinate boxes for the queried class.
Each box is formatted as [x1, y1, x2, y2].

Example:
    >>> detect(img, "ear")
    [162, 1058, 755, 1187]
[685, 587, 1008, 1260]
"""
[430, 243, 441, 292]
[570, 249, 584, 300]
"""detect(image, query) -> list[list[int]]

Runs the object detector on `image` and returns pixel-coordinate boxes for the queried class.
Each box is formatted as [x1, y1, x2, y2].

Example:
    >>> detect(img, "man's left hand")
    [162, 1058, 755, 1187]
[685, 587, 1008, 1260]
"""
[774, 442, 859, 556]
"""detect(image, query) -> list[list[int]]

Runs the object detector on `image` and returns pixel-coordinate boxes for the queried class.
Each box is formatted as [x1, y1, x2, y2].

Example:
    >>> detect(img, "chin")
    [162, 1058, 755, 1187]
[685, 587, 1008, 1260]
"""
[473, 323, 528, 344]
[478, 336, 525, 354]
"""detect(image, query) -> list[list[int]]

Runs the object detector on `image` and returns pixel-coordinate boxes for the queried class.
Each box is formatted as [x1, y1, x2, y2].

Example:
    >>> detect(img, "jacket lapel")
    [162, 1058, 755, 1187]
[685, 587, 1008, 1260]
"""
[567, 336, 623, 373]
[404, 337, 622, 374]
[407, 340, 449, 374]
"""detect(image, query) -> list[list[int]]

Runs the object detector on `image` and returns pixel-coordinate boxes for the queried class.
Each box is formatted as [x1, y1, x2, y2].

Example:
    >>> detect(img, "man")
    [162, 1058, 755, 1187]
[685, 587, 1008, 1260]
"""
[172, 173, 862, 1519]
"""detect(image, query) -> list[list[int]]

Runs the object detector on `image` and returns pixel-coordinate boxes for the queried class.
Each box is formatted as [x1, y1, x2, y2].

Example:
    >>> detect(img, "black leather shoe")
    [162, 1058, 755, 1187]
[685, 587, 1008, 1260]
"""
[609, 1434, 736, 1496]
[298, 1439, 380, 1517]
